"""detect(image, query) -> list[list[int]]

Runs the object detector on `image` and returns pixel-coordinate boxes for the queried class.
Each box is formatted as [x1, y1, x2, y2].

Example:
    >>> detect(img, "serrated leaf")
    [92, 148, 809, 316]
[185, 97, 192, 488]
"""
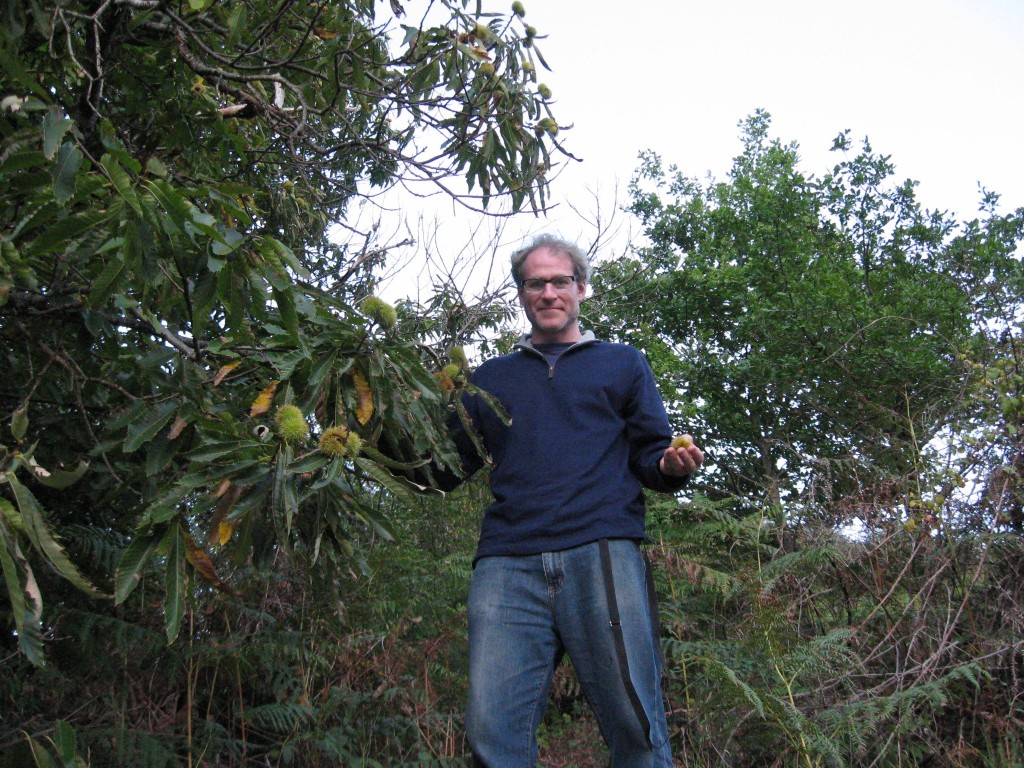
[124, 402, 177, 453]
[360, 443, 433, 473]
[27, 210, 106, 257]
[272, 286, 299, 339]
[7, 475, 104, 598]
[355, 456, 428, 510]
[114, 528, 163, 604]
[0, 513, 45, 666]
[186, 438, 264, 463]
[145, 156, 169, 177]
[144, 178, 192, 233]
[26, 737, 57, 768]
[263, 236, 309, 279]
[50, 142, 83, 205]
[308, 348, 342, 389]
[455, 396, 490, 467]
[271, 448, 298, 531]
[11, 404, 28, 440]
[353, 370, 373, 425]
[53, 719, 78, 764]
[101, 153, 142, 215]
[42, 108, 73, 160]
[87, 254, 127, 308]
[162, 524, 187, 643]
[210, 227, 244, 255]
[33, 459, 89, 489]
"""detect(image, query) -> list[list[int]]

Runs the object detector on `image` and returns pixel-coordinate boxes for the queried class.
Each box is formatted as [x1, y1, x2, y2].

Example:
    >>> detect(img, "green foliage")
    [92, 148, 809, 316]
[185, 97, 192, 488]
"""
[1, 0, 558, 662]
[3, 4, 1023, 757]
[605, 114, 1024, 766]
[589, 110, 1022, 521]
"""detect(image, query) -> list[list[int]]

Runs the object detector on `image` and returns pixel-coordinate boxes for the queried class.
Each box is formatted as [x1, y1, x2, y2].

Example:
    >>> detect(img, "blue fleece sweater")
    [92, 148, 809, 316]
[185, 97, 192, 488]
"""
[446, 332, 687, 561]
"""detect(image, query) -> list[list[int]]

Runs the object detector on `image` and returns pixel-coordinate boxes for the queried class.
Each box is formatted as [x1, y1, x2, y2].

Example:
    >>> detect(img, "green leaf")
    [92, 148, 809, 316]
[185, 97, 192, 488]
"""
[101, 153, 142, 215]
[42, 108, 73, 160]
[226, 2, 248, 43]
[26, 210, 107, 257]
[272, 448, 298, 531]
[263, 236, 310, 279]
[87, 255, 127, 308]
[144, 178, 193, 234]
[52, 720, 78, 765]
[26, 737, 58, 768]
[32, 459, 89, 490]
[114, 527, 163, 605]
[50, 142, 83, 205]
[354, 456, 433, 509]
[210, 227, 244, 255]
[185, 438, 266, 463]
[272, 286, 299, 339]
[0, 509, 45, 667]
[145, 156, 169, 178]
[162, 524, 187, 643]
[307, 347, 340, 389]
[124, 402, 177, 453]
[7, 475, 105, 598]
[288, 452, 330, 474]
[11, 404, 28, 440]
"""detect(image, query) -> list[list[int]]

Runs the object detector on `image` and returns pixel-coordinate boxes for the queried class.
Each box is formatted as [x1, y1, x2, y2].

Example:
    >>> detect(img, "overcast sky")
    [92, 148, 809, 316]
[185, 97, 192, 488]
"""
[534, 0, 1023, 222]
[378, 0, 1024, 300]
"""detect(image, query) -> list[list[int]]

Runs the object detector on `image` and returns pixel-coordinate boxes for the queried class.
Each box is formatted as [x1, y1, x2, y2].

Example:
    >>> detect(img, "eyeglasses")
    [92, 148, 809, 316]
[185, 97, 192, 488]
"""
[520, 275, 578, 294]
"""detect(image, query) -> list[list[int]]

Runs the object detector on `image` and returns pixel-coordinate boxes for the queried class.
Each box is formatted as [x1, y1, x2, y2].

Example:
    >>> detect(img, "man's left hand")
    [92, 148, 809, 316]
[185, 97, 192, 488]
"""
[659, 435, 704, 478]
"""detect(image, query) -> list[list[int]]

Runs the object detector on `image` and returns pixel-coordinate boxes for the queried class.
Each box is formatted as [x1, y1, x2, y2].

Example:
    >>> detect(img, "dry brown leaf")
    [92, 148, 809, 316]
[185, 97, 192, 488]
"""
[185, 533, 241, 596]
[168, 416, 188, 440]
[214, 360, 241, 386]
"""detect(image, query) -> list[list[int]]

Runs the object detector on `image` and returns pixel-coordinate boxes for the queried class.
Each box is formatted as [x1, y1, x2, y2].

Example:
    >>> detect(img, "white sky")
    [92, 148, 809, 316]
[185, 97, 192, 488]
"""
[377, 0, 1024, 301]
[534, 0, 1024, 222]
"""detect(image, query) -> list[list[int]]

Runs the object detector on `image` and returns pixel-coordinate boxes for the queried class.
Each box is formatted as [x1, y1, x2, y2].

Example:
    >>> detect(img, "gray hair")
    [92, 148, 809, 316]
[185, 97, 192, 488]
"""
[510, 234, 591, 287]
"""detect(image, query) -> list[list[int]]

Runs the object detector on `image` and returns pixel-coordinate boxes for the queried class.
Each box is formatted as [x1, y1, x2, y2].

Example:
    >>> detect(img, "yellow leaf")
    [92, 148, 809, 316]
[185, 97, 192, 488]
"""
[209, 482, 243, 547]
[353, 371, 374, 425]
[214, 360, 241, 386]
[217, 519, 239, 547]
[249, 380, 279, 417]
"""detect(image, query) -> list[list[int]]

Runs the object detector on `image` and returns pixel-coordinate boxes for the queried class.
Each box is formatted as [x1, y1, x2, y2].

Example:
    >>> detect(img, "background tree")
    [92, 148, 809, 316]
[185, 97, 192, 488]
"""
[583, 112, 1024, 766]
[588, 111, 1002, 529]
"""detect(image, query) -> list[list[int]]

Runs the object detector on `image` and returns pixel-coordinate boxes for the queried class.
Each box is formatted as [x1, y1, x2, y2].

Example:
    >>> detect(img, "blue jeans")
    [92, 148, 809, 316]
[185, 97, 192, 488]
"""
[466, 539, 673, 768]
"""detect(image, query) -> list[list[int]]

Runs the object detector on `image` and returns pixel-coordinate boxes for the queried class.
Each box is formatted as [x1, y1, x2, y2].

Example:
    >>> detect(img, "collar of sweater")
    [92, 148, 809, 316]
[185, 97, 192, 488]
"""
[514, 329, 597, 353]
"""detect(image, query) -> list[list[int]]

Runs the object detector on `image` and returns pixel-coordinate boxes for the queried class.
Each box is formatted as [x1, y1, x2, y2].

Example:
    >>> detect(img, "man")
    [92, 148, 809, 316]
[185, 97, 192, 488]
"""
[439, 234, 703, 767]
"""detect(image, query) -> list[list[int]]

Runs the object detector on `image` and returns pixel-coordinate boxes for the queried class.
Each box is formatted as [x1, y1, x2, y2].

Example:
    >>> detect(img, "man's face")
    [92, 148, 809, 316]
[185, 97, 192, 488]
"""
[518, 246, 586, 343]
